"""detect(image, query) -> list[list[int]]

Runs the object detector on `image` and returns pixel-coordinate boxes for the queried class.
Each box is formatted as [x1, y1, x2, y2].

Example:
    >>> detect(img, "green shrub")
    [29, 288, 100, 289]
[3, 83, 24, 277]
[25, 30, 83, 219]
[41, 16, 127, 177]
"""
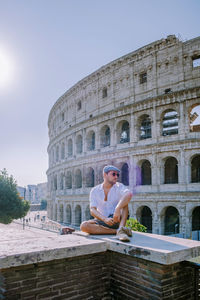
[126, 217, 147, 232]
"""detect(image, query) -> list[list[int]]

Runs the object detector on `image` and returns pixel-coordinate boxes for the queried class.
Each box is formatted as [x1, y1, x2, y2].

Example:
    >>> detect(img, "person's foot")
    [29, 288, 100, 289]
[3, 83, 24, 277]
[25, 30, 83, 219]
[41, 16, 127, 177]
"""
[116, 227, 130, 242]
[123, 226, 132, 237]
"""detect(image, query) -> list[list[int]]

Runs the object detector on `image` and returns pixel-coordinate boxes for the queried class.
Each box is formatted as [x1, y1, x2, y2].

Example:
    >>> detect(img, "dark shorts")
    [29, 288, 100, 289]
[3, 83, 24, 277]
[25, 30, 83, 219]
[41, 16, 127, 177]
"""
[94, 214, 120, 229]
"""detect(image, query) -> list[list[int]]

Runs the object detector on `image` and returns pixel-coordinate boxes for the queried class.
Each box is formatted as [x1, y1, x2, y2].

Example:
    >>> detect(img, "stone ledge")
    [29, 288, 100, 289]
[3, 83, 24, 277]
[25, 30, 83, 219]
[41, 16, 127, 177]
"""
[74, 231, 200, 265]
[0, 223, 107, 269]
[1, 223, 200, 269]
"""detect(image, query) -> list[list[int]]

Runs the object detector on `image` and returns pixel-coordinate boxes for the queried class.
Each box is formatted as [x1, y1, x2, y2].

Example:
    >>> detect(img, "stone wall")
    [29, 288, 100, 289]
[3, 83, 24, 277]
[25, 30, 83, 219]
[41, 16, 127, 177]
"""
[0, 251, 196, 300]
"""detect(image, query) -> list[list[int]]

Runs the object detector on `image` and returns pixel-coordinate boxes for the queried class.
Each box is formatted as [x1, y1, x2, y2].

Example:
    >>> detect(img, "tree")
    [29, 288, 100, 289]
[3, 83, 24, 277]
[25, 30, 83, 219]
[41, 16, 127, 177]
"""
[0, 169, 30, 224]
[40, 199, 47, 210]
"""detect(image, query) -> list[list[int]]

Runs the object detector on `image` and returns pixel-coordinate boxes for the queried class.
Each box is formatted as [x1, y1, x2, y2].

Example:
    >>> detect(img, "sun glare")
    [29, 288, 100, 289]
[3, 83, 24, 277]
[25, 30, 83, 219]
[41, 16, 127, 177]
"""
[0, 48, 15, 89]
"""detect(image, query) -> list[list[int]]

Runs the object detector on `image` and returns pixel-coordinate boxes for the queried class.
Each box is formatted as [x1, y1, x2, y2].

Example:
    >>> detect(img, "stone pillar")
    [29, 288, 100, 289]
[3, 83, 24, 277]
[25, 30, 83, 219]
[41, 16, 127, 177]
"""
[71, 203, 75, 226]
[179, 147, 186, 185]
[130, 113, 136, 144]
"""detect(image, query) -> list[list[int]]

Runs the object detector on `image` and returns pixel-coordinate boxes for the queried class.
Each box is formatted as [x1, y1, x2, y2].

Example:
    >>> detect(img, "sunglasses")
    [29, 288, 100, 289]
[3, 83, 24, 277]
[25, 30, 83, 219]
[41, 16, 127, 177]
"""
[111, 172, 119, 177]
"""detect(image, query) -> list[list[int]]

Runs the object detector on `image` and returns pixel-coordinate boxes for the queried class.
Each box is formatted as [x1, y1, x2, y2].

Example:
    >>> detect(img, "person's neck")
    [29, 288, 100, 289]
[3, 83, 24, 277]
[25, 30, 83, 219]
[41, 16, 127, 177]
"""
[103, 181, 114, 189]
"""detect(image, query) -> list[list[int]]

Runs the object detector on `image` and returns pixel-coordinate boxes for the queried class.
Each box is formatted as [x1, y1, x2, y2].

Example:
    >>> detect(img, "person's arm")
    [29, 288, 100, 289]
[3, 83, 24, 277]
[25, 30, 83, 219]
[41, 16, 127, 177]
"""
[113, 191, 133, 223]
[90, 207, 116, 226]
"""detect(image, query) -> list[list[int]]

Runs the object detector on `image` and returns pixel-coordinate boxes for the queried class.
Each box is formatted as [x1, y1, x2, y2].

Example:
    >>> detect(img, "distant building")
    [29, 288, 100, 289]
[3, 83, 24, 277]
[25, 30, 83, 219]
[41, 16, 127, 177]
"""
[17, 183, 48, 204]
[17, 186, 26, 199]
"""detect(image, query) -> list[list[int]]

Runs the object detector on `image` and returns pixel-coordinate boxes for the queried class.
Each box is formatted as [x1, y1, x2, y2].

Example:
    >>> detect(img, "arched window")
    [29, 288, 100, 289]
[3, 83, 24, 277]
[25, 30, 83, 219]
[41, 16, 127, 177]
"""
[190, 104, 200, 132]
[141, 160, 151, 185]
[68, 139, 73, 157]
[120, 121, 130, 143]
[65, 171, 72, 189]
[75, 205, 82, 226]
[66, 205, 72, 224]
[141, 206, 152, 233]
[56, 145, 59, 162]
[76, 135, 83, 154]
[192, 207, 200, 231]
[140, 115, 151, 139]
[100, 125, 110, 147]
[61, 143, 65, 160]
[162, 110, 178, 136]
[164, 206, 179, 235]
[164, 157, 178, 184]
[75, 169, 82, 189]
[87, 131, 95, 151]
[86, 167, 95, 187]
[191, 155, 200, 183]
[121, 163, 129, 186]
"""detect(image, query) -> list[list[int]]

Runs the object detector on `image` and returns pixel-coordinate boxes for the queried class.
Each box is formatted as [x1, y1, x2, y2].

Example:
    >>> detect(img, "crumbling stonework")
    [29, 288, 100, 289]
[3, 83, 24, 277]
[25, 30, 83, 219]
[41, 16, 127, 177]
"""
[47, 35, 200, 236]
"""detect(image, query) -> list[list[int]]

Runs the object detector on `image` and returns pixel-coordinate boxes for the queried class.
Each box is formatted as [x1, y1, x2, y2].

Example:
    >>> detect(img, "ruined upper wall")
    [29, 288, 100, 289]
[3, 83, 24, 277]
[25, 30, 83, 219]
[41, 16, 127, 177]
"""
[48, 35, 200, 140]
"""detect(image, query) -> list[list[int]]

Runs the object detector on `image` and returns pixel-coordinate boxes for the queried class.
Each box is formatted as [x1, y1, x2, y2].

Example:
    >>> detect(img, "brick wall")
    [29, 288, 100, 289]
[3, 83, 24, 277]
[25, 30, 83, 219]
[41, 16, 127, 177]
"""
[0, 251, 196, 300]
[0, 253, 110, 300]
[109, 252, 195, 300]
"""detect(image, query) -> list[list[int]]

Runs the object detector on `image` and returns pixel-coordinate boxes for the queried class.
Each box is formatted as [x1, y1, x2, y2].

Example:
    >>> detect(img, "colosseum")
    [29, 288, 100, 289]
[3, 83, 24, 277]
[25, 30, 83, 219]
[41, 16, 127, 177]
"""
[47, 35, 200, 238]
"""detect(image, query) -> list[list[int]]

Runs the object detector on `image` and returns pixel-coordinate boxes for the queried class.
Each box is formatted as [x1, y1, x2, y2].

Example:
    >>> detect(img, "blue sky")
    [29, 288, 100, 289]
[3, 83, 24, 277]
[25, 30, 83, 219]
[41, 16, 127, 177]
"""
[0, 0, 200, 186]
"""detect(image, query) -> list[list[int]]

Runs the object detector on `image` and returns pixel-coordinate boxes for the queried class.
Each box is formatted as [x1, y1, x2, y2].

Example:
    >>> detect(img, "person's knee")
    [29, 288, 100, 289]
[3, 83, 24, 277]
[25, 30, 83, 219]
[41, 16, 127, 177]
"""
[80, 221, 89, 232]
[126, 192, 133, 203]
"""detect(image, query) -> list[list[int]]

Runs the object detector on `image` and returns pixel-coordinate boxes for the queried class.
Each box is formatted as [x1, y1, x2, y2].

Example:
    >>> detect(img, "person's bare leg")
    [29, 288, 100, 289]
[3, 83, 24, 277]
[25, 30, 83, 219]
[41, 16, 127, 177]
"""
[80, 220, 117, 235]
[119, 205, 129, 227]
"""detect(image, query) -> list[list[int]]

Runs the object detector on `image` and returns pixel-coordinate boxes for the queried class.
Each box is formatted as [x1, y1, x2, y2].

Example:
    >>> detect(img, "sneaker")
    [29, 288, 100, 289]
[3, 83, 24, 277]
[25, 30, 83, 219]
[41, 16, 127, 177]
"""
[116, 227, 130, 242]
[123, 226, 132, 237]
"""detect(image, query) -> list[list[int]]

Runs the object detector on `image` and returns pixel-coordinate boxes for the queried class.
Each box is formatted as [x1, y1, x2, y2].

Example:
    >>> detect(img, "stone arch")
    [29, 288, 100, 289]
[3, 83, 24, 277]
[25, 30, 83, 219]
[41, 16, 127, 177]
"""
[75, 169, 82, 189]
[116, 120, 130, 144]
[61, 142, 65, 160]
[85, 167, 95, 187]
[75, 205, 82, 226]
[100, 125, 110, 147]
[164, 157, 178, 184]
[68, 138, 73, 157]
[162, 109, 178, 136]
[66, 204, 72, 224]
[59, 204, 63, 223]
[160, 206, 180, 235]
[192, 206, 200, 231]
[53, 174, 57, 190]
[189, 103, 200, 132]
[140, 160, 151, 185]
[54, 203, 57, 221]
[65, 171, 72, 189]
[56, 145, 59, 162]
[86, 130, 95, 151]
[136, 205, 152, 233]
[121, 163, 129, 186]
[138, 114, 152, 140]
[191, 154, 200, 183]
[60, 173, 64, 190]
[76, 134, 83, 154]
[85, 205, 92, 220]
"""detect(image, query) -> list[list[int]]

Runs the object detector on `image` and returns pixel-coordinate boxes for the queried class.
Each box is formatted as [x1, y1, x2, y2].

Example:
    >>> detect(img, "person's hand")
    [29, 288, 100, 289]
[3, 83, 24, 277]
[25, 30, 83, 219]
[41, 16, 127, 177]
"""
[103, 217, 115, 226]
[113, 207, 121, 223]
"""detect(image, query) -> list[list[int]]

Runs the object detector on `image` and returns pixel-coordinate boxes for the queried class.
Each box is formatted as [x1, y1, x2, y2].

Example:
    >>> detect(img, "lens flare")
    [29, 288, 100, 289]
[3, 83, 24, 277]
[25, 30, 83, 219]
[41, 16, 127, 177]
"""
[0, 47, 15, 89]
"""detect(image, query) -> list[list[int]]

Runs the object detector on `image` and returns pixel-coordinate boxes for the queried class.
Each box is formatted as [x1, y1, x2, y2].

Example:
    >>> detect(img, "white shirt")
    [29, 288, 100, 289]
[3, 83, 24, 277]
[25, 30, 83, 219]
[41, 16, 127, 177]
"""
[89, 182, 130, 217]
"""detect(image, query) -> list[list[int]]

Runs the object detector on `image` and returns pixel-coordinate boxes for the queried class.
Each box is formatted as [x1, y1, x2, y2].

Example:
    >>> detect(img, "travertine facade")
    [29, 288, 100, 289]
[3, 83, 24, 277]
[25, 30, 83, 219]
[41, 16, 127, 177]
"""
[47, 35, 200, 237]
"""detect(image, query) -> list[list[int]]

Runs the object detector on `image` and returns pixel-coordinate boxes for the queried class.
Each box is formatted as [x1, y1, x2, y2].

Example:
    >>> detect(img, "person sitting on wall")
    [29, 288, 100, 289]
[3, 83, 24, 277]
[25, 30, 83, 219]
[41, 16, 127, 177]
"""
[80, 165, 133, 242]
